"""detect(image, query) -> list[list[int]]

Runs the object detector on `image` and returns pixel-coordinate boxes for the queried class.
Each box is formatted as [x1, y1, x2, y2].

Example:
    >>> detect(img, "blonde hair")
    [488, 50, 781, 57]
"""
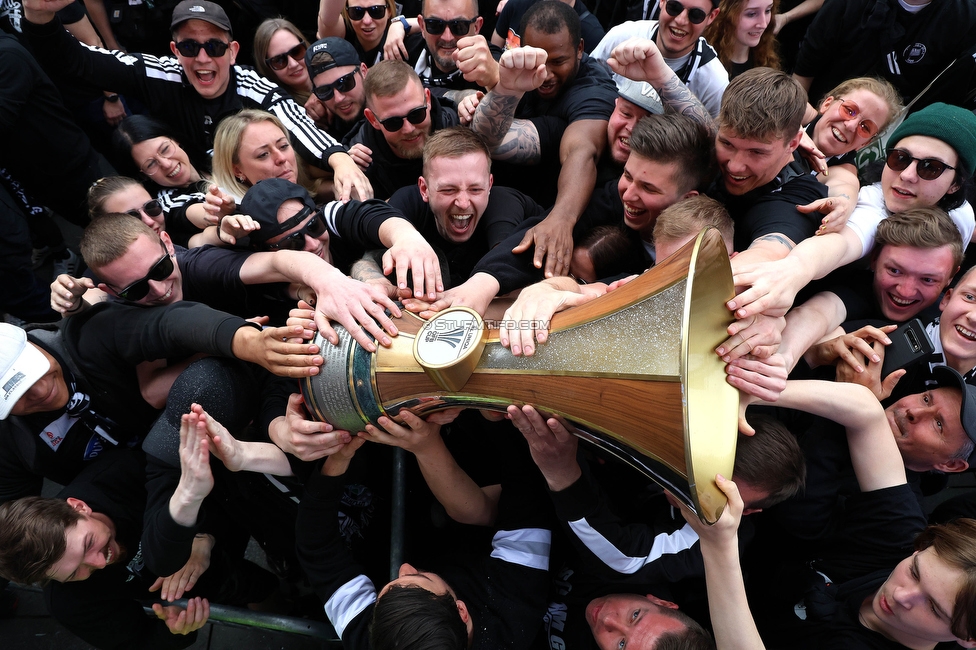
[253, 18, 312, 104]
[212, 109, 313, 201]
[653, 195, 735, 249]
[80, 212, 158, 269]
[819, 77, 903, 133]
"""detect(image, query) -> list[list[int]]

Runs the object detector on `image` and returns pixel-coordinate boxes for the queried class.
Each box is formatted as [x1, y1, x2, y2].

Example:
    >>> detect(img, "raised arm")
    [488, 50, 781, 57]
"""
[606, 37, 714, 135]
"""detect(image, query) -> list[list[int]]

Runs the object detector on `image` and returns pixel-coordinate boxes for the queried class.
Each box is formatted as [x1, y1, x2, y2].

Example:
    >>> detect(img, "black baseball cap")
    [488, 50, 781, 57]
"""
[305, 38, 361, 79]
[931, 365, 976, 462]
[239, 178, 316, 245]
[171, 1, 232, 34]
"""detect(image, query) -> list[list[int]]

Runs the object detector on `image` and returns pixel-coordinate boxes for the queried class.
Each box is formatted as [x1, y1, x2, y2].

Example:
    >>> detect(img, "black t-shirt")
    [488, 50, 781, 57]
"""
[709, 153, 827, 252]
[495, 0, 605, 53]
[387, 184, 539, 287]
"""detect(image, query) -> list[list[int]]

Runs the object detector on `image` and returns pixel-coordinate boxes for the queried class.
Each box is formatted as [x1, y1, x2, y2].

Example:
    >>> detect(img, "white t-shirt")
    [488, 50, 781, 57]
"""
[591, 20, 728, 118]
[846, 182, 975, 257]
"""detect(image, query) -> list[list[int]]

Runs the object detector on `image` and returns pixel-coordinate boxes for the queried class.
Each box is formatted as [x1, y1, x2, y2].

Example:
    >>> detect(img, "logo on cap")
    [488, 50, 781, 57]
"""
[189, 5, 206, 12]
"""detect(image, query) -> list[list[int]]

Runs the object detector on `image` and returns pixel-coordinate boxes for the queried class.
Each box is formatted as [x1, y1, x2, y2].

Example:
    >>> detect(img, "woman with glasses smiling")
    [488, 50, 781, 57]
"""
[253, 19, 314, 105]
[317, 0, 423, 66]
[114, 116, 237, 246]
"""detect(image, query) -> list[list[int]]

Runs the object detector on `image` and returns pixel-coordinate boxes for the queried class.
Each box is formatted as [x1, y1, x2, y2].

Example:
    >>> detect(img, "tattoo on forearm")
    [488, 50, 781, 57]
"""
[351, 258, 387, 282]
[658, 76, 715, 135]
[471, 91, 520, 150]
[493, 119, 541, 163]
[753, 233, 796, 251]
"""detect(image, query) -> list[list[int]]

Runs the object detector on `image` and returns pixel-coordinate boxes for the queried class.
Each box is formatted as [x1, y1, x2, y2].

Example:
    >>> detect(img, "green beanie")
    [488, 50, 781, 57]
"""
[888, 102, 976, 177]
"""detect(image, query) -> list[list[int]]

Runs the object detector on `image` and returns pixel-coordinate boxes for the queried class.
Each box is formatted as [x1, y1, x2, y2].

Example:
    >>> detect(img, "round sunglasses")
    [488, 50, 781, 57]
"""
[346, 4, 387, 21]
[313, 71, 359, 101]
[664, 0, 708, 24]
[113, 246, 175, 302]
[266, 206, 327, 251]
[265, 42, 308, 71]
[174, 38, 230, 58]
[885, 148, 956, 181]
[376, 104, 428, 132]
[835, 98, 878, 139]
[422, 17, 477, 36]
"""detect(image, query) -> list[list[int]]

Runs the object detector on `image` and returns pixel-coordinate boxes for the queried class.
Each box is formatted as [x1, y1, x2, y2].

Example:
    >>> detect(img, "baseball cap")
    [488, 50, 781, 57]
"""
[931, 365, 976, 462]
[171, 1, 233, 34]
[0, 324, 50, 420]
[616, 77, 664, 115]
[240, 178, 317, 245]
[305, 38, 362, 79]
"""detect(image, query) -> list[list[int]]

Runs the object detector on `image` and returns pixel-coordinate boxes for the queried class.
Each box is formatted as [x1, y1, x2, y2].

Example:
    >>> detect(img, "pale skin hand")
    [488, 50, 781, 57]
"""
[378, 220, 444, 300]
[715, 313, 786, 362]
[499, 278, 605, 356]
[804, 324, 895, 370]
[203, 184, 236, 221]
[454, 36, 500, 89]
[328, 151, 373, 201]
[796, 128, 827, 175]
[321, 435, 367, 477]
[268, 393, 353, 462]
[835, 340, 906, 401]
[469, 47, 547, 151]
[360, 409, 462, 455]
[347, 143, 373, 171]
[457, 91, 484, 125]
[230, 324, 325, 378]
[51, 274, 95, 314]
[217, 213, 260, 245]
[402, 272, 500, 319]
[152, 596, 210, 635]
[101, 95, 126, 126]
[308, 271, 400, 351]
[149, 534, 214, 602]
[723, 355, 787, 434]
[384, 19, 408, 60]
[507, 404, 581, 491]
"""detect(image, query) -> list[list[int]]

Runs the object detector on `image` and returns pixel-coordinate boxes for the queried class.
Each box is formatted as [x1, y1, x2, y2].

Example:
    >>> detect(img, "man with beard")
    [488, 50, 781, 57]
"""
[346, 59, 461, 199]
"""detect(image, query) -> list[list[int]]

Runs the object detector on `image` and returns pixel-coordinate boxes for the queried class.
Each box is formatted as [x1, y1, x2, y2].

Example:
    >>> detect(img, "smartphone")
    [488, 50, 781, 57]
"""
[881, 318, 934, 377]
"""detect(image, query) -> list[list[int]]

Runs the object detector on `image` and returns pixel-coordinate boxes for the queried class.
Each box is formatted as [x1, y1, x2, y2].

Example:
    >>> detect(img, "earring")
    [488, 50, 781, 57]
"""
[235, 175, 246, 182]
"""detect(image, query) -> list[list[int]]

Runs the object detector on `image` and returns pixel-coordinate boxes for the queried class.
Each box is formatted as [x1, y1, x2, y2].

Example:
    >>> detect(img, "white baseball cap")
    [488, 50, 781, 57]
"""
[0, 324, 50, 420]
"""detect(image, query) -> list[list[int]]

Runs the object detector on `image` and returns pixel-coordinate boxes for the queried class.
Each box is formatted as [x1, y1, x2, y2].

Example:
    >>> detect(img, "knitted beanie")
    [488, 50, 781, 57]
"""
[888, 103, 976, 177]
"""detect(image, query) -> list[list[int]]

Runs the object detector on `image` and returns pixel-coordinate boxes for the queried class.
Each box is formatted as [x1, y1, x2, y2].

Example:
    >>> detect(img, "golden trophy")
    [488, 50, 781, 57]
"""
[301, 228, 738, 523]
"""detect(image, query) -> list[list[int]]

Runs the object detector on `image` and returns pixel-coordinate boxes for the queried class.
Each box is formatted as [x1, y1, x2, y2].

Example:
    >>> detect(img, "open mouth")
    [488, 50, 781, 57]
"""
[195, 70, 216, 84]
[887, 293, 918, 308]
[955, 324, 976, 341]
[623, 203, 646, 222]
[539, 81, 557, 95]
[668, 26, 689, 40]
[831, 127, 848, 144]
[167, 162, 182, 179]
[448, 213, 473, 234]
[891, 186, 915, 199]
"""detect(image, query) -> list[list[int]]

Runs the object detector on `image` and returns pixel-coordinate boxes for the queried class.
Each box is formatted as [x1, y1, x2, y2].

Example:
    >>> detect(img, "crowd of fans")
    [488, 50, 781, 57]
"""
[4, 0, 976, 648]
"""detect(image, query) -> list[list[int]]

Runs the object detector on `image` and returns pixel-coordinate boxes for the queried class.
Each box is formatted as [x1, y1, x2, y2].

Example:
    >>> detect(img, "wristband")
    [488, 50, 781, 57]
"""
[391, 15, 409, 33]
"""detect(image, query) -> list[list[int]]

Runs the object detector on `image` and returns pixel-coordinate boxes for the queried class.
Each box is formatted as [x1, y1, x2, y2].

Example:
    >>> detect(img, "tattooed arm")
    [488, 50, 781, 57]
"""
[470, 45, 548, 163]
[606, 37, 715, 136]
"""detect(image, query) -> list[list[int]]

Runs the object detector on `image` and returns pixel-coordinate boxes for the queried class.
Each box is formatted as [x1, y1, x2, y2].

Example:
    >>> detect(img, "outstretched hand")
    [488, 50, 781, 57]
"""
[152, 596, 210, 635]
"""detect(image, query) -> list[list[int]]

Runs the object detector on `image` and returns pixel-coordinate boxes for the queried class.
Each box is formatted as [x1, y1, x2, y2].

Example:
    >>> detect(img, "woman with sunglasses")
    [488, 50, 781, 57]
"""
[702, 0, 780, 80]
[317, 0, 422, 66]
[253, 19, 313, 105]
[727, 102, 976, 325]
[114, 116, 237, 244]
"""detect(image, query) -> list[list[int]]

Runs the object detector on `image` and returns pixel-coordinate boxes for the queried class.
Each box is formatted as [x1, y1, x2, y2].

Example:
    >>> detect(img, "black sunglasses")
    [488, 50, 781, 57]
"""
[267, 207, 327, 251]
[885, 148, 956, 181]
[313, 71, 358, 101]
[423, 17, 477, 36]
[346, 4, 387, 20]
[265, 42, 307, 71]
[174, 38, 231, 58]
[114, 247, 175, 301]
[664, 0, 708, 24]
[124, 199, 163, 221]
[377, 104, 428, 132]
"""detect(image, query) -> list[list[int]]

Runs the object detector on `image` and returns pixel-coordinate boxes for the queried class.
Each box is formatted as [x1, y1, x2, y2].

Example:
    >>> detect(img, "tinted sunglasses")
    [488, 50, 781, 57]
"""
[885, 148, 956, 181]
[313, 71, 358, 101]
[174, 38, 230, 58]
[124, 199, 163, 221]
[836, 98, 878, 139]
[346, 4, 387, 20]
[664, 0, 708, 24]
[267, 206, 327, 251]
[265, 42, 307, 71]
[114, 247, 174, 301]
[423, 17, 477, 36]
[377, 104, 428, 132]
